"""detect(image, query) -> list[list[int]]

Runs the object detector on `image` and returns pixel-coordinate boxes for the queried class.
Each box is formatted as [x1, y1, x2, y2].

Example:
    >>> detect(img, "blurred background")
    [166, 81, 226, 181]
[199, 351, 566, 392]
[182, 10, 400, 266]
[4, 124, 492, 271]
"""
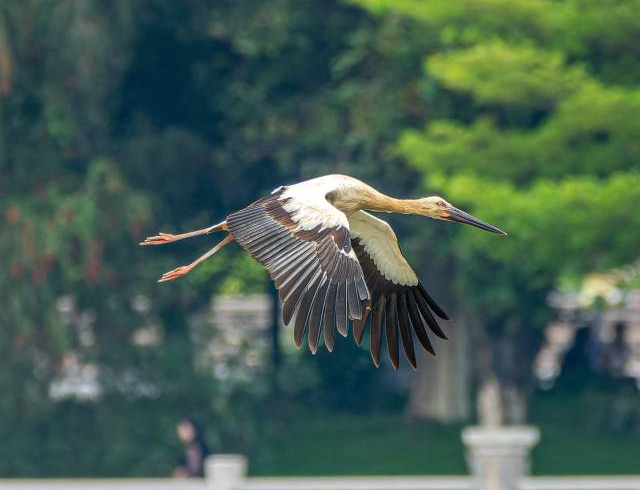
[1, 0, 639, 479]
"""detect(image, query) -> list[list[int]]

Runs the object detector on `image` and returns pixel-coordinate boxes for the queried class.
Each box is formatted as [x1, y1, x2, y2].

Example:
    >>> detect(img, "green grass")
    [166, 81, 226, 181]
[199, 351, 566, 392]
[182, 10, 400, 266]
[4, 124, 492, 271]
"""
[251, 414, 467, 476]
[530, 390, 640, 475]
[249, 391, 640, 476]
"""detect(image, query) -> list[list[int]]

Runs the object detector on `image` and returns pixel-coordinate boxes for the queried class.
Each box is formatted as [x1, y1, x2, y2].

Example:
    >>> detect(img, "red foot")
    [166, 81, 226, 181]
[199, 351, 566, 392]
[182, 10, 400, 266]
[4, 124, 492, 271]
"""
[158, 265, 193, 282]
[140, 233, 177, 246]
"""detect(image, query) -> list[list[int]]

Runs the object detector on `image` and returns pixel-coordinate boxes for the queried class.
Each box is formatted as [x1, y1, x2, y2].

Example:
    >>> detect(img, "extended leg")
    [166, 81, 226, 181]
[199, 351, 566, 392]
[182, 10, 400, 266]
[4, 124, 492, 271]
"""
[158, 234, 234, 282]
[140, 220, 227, 246]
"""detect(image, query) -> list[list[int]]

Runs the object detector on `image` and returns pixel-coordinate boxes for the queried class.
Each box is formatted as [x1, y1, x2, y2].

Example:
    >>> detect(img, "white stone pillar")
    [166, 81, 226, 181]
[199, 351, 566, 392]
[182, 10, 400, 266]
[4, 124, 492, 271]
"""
[205, 454, 248, 490]
[462, 426, 540, 490]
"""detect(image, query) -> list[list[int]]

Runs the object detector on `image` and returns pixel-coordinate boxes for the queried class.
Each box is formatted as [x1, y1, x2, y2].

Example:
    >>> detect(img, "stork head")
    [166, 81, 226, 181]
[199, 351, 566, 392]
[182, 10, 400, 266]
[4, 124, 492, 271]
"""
[417, 196, 507, 235]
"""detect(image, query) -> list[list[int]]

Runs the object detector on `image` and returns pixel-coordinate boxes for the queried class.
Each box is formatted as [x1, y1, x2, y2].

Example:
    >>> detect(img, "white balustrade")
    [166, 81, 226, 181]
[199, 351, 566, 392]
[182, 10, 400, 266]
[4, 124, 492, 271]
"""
[1, 427, 638, 490]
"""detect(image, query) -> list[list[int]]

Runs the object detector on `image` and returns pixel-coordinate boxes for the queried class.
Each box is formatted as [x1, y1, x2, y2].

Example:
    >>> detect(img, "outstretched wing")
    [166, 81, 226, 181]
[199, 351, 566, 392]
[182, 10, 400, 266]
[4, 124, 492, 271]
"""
[348, 211, 449, 370]
[226, 186, 369, 354]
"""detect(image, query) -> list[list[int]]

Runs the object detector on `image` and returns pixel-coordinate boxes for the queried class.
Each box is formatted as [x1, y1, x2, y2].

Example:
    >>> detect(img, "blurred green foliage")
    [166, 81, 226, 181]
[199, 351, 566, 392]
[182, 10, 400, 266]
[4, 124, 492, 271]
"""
[0, 0, 431, 476]
[1, 0, 639, 477]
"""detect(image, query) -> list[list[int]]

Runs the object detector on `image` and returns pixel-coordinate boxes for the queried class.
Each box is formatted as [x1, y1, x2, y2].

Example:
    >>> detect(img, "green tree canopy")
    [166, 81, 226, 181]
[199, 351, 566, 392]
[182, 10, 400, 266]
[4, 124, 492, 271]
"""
[351, 0, 640, 422]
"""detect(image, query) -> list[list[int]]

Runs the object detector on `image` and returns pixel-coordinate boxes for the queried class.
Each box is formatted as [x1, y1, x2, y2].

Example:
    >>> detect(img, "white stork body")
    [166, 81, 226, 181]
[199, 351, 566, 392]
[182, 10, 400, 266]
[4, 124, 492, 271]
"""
[280, 176, 417, 286]
[142, 174, 506, 369]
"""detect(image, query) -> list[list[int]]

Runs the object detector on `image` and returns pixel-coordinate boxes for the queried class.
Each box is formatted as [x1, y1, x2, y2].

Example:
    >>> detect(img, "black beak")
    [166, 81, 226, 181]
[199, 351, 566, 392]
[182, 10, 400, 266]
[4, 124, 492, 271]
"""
[446, 207, 507, 235]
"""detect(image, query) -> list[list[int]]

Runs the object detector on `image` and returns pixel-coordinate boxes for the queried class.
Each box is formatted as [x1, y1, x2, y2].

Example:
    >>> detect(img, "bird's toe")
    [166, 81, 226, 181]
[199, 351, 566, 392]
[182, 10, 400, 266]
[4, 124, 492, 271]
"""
[158, 265, 191, 282]
[140, 233, 176, 246]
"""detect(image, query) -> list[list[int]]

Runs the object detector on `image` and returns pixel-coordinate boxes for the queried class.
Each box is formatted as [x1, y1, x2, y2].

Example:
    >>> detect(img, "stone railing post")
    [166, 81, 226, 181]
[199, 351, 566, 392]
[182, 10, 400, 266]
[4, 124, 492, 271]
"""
[205, 454, 248, 490]
[462, 426, 540, 490]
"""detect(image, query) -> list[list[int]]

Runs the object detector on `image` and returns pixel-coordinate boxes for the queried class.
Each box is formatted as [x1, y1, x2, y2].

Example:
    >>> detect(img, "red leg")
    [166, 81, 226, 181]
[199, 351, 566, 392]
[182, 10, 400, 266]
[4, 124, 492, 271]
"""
[140, 221, 227, 246]
[158, 235, 234, 282]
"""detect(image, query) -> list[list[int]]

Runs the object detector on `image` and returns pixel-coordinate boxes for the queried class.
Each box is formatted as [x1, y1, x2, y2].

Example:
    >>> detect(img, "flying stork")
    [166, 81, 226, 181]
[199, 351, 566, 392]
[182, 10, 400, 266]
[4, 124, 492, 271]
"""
[141, 175, 506, 370]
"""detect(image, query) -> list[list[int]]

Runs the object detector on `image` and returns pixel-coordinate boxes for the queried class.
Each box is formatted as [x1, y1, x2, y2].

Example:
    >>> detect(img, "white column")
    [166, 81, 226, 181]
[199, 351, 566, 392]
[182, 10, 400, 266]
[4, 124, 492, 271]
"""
[205, 454, 248, 490]
[462, 426, 540, 490]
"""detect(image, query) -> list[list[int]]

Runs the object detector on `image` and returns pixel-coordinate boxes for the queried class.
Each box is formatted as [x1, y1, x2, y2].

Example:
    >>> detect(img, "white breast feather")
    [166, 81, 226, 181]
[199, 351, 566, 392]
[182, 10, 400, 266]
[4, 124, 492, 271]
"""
[281, 176, 350, 232]
[349, 211, 418, 286]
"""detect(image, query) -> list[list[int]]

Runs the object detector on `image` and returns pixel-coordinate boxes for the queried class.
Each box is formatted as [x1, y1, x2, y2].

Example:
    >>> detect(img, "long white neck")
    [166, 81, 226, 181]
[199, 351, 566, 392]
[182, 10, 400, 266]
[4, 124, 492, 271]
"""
[361, 192, 424, 215]
[331, 183, 426, 216]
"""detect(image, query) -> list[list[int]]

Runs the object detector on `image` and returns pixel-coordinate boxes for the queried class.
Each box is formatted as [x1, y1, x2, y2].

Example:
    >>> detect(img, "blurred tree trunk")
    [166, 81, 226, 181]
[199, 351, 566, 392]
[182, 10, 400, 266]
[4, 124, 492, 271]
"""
[476, 376, 528, 425]
[405, 317, 472, 422]
[473, 317, 530, 426]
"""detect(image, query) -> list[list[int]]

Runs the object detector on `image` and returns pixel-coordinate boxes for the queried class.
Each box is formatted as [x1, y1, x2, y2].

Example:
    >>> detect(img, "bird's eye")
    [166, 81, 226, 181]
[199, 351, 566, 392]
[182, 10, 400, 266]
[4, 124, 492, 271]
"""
[437, 201, 447, 208]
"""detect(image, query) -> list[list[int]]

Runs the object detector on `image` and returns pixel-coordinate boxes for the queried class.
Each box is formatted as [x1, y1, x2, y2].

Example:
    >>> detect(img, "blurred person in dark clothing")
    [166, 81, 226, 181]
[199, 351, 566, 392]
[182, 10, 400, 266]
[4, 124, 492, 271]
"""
[173, 417, 210, 478]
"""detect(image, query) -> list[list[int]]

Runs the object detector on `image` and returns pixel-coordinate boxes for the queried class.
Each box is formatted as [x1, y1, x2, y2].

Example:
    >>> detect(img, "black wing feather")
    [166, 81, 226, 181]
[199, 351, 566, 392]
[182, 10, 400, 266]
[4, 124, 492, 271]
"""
[335, 281, 348, 337]
[323, 283, 338, 352]
[414, 290, 448, 340]
[370, 296, 385, 367]
[308, 277, 330, 354]
[353, 299, 371, 346]
[418, 283, 450, 320]
[407, 291, 435, 356]
[293, 272, 324, 347]
[398, 293, 417, 369]
[385, 293, 400, 370]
